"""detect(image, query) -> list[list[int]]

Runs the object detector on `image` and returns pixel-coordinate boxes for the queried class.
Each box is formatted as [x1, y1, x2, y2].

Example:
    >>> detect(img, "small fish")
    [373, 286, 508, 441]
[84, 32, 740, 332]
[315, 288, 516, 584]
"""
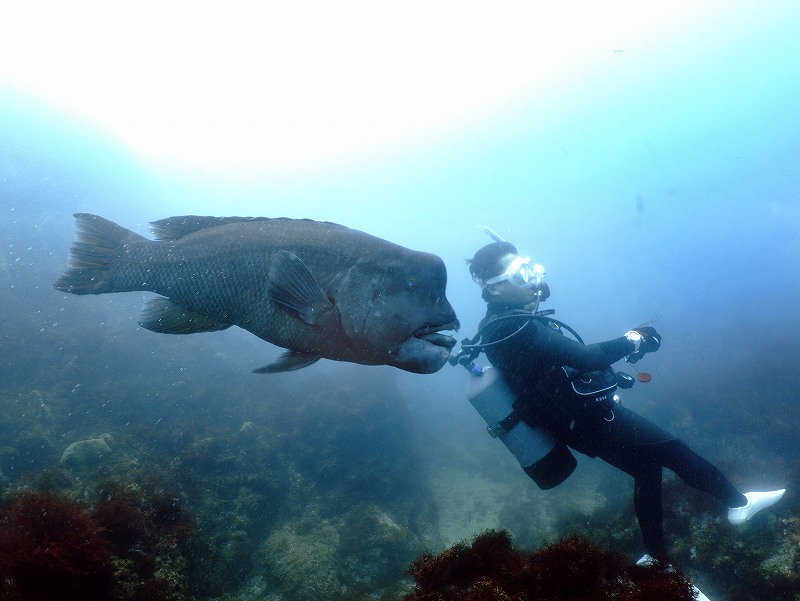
[54, 214, 459, 373]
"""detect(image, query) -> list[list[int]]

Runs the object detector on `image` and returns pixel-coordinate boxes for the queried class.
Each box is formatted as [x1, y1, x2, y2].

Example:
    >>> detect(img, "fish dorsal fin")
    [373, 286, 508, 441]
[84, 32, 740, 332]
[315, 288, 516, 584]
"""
[150, 216, 272, 240]
[252, 351, 321, 374]
[139, 297, 231, 334]
[266, 250, 335, 325]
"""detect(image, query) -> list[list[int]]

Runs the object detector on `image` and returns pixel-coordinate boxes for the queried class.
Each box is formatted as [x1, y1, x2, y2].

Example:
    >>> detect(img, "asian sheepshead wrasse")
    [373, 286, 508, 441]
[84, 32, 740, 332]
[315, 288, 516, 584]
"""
[54, 214, 460, 374]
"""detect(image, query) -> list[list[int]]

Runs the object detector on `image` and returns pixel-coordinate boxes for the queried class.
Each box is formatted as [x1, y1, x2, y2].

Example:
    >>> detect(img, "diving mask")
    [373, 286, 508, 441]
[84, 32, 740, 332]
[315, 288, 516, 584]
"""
[478, 255, 546, 289]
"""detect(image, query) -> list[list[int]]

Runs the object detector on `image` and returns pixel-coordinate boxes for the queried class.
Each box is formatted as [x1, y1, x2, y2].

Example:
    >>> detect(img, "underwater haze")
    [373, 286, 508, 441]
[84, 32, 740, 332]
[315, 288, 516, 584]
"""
[2, 3, 800, 600]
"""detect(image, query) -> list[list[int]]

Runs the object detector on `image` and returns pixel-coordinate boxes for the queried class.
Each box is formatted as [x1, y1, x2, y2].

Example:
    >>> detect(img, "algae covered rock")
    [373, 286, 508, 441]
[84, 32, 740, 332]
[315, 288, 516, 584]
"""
[404, 530, 698, 601]
[60, 433, 114, 469]
[258, 506, 424, 601]
[262, 519, 344, 601]
[339, 505, 425, 593]
[237, 421, 258, 444]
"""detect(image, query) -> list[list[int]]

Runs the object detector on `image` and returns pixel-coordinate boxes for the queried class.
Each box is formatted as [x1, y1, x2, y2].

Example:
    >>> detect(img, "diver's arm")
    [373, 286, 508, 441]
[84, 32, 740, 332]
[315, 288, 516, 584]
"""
[532, 322, 633, 371]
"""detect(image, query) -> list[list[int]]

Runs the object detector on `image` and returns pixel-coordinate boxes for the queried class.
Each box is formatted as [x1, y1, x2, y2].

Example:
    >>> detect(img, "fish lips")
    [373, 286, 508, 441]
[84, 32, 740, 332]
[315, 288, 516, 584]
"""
[414, 321, 459, 350]
[389, 320, 459, 374]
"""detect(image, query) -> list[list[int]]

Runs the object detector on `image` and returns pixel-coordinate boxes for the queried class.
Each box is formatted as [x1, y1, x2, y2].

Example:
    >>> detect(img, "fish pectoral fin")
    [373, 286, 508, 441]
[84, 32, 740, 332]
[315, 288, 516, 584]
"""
[139, 297, 231, 335]
[253, 351, 321, 374]
[266, 250, 335, 326]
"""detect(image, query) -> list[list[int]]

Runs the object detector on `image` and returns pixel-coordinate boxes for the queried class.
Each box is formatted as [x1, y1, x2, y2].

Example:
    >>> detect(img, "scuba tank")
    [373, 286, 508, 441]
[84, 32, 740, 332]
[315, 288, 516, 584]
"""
[464, 364, 576, 489]
[451, 299, 579, 490]
[466, 365, 555, 466]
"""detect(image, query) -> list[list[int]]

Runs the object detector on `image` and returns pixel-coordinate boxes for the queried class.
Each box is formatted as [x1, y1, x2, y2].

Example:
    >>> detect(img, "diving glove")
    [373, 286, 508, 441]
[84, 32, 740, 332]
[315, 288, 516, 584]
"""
[625, 327, 661, 364]
[536, 282, 551, 302]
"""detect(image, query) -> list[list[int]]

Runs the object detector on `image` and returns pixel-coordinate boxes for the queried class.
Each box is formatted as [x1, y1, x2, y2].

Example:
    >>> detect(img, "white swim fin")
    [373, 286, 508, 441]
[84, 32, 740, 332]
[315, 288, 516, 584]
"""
[693, 584, 711, 601]
[728, 489, 786, 525]
[637, 554, 711, 600]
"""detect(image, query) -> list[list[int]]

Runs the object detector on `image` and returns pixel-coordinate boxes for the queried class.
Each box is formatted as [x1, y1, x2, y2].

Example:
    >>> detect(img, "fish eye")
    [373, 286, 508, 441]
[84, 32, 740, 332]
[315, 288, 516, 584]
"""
[405, 277, 418, 291]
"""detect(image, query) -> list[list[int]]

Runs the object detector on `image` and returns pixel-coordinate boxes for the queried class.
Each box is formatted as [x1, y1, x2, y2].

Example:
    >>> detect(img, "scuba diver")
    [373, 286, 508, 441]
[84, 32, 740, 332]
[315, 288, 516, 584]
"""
[454, 238, 786, 570]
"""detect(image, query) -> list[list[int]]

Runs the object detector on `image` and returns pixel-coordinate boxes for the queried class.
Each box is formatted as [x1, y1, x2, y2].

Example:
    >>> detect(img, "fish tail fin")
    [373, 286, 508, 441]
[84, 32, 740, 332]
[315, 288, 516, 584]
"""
[53, 213, 147, 294]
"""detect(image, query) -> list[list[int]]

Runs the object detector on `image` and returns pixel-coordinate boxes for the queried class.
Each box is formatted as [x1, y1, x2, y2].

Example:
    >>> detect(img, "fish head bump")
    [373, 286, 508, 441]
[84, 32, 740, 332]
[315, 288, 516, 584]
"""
[337, 250, 459, 373]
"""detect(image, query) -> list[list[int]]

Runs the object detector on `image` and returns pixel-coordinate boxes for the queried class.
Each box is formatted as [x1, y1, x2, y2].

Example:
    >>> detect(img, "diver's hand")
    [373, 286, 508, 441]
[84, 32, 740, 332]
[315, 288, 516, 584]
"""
[634, 327, 661, 353]
[625, 327, 661, 363]
[536, 282, 550, 302]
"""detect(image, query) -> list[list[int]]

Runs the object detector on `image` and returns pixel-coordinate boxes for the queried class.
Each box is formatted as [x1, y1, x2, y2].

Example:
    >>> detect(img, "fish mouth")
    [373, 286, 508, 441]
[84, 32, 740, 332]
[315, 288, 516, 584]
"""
[413, 320, 460, 349]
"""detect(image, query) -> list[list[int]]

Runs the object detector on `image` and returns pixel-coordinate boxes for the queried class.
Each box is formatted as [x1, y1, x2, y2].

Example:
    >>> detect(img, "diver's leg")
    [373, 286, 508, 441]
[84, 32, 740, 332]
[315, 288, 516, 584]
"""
[634, 465, 666, 558]
[641, 439, 785, 524]
[597, 447, 667, 558]
[653, 440, 746, 507]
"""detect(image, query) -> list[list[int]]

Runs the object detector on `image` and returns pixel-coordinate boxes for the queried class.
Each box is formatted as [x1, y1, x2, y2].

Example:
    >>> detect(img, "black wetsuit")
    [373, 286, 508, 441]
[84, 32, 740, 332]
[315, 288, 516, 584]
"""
[480, 303, 746, 557]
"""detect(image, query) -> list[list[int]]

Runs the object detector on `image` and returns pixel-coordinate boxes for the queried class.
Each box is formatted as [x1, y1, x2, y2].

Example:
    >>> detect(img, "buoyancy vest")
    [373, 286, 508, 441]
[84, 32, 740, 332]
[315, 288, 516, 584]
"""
[452, 309, 626, 489]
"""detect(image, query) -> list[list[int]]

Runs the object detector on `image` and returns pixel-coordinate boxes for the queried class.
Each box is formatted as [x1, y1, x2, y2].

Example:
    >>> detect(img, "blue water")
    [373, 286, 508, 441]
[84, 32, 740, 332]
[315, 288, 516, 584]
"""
[1, 5, 799, 600]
